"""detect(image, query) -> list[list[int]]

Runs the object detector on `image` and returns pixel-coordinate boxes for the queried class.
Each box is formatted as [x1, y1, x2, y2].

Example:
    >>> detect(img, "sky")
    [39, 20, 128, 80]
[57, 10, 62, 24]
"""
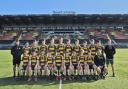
[0, 0, 128, 15]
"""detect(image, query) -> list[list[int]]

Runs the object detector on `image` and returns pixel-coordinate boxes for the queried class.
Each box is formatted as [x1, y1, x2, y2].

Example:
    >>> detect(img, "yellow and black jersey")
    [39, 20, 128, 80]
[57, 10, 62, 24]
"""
[89, 44, 97, 56]
[65, 45, 72, 56]
[82, 46, 89, 56]
[79, 55, 85, 64]
[31, 56, 38, 66]
[73, 45, 81, 56]
[47, 56, 54, 65]
[22, 55, 29, 66]
[71, 55, 78, 65]
[64, 56, 71, 65]
[40, 45, 48, 53]
[55, 55, 63, 67]
[39, 56, 47, 66]
[30, 46, 39, 54]
[48, 45, 56, 56]
[86, 56, 94, 63]
[57, 44, 65, 56]
[23, 46, 30, 53]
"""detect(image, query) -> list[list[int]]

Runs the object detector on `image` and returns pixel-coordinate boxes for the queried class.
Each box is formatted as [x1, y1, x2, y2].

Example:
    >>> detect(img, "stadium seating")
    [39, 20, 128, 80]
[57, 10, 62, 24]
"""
[0, 28, 128, 49]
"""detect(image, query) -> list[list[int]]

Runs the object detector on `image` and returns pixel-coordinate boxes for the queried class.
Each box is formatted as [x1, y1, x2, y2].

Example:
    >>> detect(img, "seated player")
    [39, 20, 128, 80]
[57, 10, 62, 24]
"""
[71, 51, 78, 79]
[83, 60, 90, 80]
[69, 58, 74, 80]
[94, 49, 108, 79]
[64, 53, 71, 78]
[39, 51, 47, 77]
[47, 52, 55, 79]
[29, 51, 39, 81]
[86, 50, 97, 80]
[61, 59, 66, 80]
[54, 52, 64, 80]
[78, 49, 85, 80]
[21, 50, 30, 78]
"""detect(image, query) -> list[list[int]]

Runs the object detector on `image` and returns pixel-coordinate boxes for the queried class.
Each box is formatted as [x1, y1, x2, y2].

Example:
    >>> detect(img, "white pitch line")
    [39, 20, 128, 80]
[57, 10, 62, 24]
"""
[59, 79, 62, 89]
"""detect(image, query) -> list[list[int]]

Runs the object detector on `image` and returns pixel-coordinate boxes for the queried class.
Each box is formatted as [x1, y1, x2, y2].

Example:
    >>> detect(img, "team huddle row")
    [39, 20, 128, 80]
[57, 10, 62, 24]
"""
[12, 38, 108, 81]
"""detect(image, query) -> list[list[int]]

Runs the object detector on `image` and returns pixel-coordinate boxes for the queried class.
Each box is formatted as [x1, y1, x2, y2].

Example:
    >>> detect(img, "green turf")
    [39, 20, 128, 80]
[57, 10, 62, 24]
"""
[0, 49, 128, 89]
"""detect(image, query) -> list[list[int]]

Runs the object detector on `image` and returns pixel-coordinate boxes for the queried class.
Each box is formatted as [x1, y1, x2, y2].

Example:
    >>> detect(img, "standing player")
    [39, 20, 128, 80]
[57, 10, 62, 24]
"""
[65, 39, 72, 56]
[57, 37, 65, 56]
[88, 39, 97, 57]
[73, 39, 81, 56]
[23, 42, 30, 54]
[40, 39, 48, 55]
[96, 40, 104, 55]
[48, 38, 56, 56]
[30, 40, 39, 54]
[82, 41, 89, 57]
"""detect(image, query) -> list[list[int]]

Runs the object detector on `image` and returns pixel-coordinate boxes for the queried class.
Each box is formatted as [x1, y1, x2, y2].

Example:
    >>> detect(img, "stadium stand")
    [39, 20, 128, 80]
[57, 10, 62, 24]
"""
[0, 14, 128, 49]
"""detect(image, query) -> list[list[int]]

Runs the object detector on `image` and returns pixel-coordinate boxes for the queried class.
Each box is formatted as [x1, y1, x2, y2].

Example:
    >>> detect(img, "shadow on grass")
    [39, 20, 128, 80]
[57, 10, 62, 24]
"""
[0, 76, 98, 86]
[62, 79, 98, 84]
[0, 77, 58, 86]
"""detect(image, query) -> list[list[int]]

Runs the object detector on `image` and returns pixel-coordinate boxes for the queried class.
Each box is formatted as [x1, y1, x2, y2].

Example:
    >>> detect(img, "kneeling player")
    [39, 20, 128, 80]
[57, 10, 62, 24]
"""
[64, 53, 71, 78]
[78, 49, 85, 80]
[83, 61, 90, 80]
[94, 49, 108, 79]
[39, 51, 47, 77]
[69, 59, 74, 80]
[54, 53, 65, 80]
[47, 52, 55, 79]
[71, 51, 78, 79]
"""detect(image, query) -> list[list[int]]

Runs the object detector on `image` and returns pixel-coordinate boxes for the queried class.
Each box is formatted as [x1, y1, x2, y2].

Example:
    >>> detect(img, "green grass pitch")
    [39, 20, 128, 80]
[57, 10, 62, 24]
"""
[0, 49, 128, 89]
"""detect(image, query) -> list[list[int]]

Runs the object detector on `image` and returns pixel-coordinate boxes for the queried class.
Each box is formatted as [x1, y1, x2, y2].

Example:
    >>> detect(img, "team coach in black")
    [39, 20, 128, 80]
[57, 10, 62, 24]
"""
[104, 39, 116, 77]
[11, 40, 23, 77]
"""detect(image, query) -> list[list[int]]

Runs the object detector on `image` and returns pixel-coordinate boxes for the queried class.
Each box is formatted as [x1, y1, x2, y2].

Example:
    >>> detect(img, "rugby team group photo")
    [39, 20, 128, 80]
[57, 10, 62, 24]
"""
[0, 0, 128, 89]
[11, 37, 115, 82]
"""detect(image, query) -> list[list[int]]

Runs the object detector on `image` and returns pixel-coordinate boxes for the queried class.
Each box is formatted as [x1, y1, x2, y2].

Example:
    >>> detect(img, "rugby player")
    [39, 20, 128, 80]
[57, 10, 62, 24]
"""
[40, 39, 48, 55]
[65, 39, 72, 56]
[48, 38, 56, 56]
[29, 51, 39, 81]
[57, 37, 65, 56]
[21, 50, 30, 78]
[94, 49, 108, 79]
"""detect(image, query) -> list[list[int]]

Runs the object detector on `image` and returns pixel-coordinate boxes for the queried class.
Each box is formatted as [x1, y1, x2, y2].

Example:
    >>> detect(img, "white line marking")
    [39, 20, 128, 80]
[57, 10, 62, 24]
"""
[59, 79, 62, 89]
